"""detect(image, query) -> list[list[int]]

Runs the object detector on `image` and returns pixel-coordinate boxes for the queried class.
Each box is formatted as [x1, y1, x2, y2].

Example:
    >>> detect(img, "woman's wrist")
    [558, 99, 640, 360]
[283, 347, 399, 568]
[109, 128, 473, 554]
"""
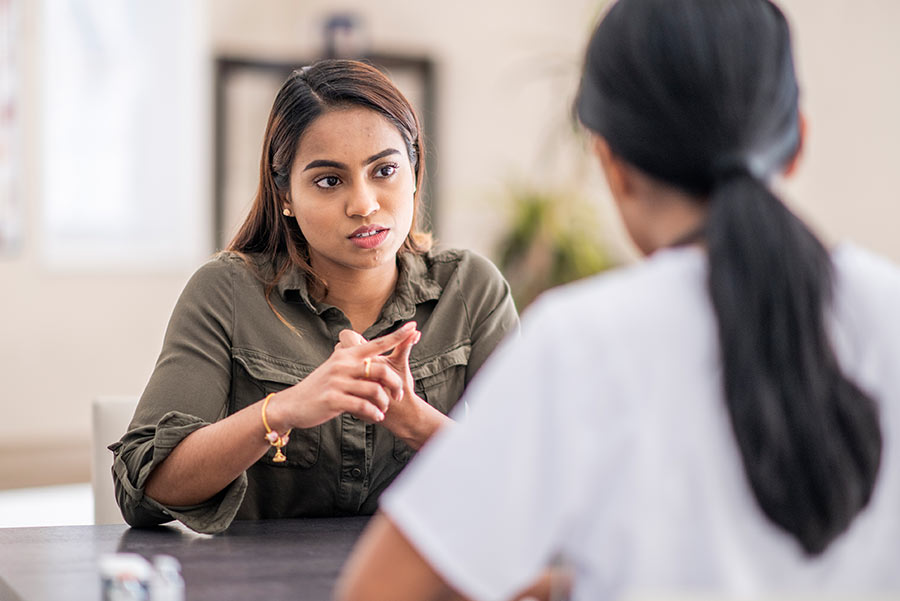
[395, 395, 449, 450]
[260, 391, 293, 435]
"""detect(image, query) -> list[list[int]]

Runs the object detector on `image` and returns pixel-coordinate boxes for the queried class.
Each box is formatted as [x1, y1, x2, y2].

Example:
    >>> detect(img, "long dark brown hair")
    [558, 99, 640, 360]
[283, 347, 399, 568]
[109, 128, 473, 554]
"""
[228, 59, 431, 315]
[577, 0, 881, 555]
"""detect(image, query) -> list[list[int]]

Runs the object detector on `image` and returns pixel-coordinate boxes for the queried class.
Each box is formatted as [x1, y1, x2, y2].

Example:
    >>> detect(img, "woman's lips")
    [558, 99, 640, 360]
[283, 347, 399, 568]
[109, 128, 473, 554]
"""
[348, 226, 390, 249]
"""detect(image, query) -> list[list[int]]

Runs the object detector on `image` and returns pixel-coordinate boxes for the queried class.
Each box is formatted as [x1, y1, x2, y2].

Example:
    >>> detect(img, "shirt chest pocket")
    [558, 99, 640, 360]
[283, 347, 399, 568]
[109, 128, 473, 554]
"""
[232, 348, 321, 469]
[393, 344, 471, 463]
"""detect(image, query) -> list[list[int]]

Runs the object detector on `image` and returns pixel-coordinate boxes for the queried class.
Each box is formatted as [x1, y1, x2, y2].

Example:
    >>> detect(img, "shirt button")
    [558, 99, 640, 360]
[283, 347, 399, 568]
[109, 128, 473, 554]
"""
[350, 468, 362, 478]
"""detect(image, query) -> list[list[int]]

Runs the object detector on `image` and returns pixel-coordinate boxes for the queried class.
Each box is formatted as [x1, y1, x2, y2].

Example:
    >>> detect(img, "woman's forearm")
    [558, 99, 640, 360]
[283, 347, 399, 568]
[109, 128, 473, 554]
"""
[144, 399, 271, 507]
[145, 325, 420, 507]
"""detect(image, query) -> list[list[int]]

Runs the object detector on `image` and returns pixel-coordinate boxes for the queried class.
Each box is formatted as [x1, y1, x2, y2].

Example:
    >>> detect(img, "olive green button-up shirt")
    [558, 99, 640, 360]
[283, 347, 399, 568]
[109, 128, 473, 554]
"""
[110, 248, 518, 534]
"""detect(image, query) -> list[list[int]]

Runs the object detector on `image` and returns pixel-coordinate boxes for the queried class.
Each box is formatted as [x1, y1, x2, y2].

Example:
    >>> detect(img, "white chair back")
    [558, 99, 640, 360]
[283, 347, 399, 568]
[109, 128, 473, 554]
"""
[91, 396, 138, 525]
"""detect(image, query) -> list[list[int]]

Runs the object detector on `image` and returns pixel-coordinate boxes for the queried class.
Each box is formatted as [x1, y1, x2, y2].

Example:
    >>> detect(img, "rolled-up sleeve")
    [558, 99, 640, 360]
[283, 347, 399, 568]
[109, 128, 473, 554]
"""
[110, 255, 246, 534]
[110, 412, 247, 533]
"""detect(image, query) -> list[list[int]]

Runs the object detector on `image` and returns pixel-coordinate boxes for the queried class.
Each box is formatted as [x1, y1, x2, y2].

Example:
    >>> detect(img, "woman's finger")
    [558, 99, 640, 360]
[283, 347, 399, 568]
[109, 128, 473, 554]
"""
[339, 329, 367, 348]
[340, 395, 386, 423]
[388, 329, 418, 369]
[342, 379, 392, 414]
[349, 322, 417, 358]
[364, 361, 405, 401]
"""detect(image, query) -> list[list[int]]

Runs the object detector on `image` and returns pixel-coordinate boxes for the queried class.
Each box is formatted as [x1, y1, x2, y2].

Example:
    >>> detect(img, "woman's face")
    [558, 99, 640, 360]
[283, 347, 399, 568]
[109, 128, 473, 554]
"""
[285, 106, 415, 279]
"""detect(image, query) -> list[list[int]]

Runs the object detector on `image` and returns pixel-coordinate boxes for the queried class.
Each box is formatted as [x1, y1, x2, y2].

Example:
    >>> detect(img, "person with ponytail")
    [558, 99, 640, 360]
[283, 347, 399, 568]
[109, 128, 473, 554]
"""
[336, 1, 900, 600]
[110, 60, 518, 534]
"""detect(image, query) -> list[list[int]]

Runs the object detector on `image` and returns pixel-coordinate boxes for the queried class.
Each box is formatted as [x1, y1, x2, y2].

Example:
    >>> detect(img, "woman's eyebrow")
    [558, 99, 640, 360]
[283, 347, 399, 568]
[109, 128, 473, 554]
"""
[302, 148, 401, 172]
[303, 159, 346, 171]
[364, 148, 401, 164]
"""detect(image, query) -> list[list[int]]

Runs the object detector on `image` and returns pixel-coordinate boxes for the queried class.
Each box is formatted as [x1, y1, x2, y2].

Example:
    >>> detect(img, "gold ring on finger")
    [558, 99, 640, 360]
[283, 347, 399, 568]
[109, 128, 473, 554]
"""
[363, 357, 372, 379]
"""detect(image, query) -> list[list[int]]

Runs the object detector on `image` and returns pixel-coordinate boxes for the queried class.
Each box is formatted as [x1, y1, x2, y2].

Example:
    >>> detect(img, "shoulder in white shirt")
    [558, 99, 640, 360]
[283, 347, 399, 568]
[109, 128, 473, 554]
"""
[382, 244, 900, 601]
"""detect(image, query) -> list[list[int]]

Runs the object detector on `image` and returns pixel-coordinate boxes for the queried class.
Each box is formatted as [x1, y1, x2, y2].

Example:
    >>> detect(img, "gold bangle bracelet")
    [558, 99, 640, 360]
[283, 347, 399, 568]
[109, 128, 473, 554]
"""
[261, 393, 292, 463]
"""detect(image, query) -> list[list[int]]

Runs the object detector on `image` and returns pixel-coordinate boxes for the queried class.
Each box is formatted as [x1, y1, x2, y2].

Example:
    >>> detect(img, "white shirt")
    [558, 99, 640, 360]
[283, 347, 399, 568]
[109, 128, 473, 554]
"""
[381, 244, 900, 601]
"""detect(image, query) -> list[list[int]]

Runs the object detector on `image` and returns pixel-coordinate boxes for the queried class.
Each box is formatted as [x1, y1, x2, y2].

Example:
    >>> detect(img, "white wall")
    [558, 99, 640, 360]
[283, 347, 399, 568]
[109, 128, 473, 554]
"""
[781, 0, 900, 258]
[0, 1, 207, 486]
[1, 0, 898, 487]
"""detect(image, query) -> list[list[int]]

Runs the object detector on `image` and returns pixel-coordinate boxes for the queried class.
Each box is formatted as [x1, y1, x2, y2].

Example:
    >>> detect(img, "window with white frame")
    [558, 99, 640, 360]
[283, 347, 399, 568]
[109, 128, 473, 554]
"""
[40, 0, 208, 270]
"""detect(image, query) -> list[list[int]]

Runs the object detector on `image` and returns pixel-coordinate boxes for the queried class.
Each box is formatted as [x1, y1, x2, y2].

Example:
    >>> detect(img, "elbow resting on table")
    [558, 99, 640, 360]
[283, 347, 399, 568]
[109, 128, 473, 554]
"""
[114, 485, 170, 529]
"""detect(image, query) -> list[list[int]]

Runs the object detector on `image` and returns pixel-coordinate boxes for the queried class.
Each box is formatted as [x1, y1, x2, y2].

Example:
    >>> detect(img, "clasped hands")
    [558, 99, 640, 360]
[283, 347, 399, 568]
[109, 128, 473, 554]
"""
[265, 321, 431, 446]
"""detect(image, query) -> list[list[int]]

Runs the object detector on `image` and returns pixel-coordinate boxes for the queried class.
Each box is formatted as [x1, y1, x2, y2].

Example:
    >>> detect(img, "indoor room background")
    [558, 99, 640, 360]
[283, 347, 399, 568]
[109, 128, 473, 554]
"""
[1, 0, 898, 520]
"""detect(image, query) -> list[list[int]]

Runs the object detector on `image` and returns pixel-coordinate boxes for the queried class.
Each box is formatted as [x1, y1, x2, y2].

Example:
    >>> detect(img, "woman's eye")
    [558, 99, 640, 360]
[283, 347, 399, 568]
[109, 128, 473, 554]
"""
[315, 176, 341, 189]
[376, 164, 397, 178]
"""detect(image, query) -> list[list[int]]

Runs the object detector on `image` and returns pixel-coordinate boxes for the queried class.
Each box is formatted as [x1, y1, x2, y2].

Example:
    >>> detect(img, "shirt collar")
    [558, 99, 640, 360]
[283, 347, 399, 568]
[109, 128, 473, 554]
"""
[274, 261, 320, 313]
[275, 252, 443, 320]
[382, 251, 443, 322]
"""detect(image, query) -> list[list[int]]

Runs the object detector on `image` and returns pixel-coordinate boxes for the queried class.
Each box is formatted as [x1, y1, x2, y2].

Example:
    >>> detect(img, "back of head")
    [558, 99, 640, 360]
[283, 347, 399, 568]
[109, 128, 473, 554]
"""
[578, 0, 799, 191]
[577, 0, 882, 555]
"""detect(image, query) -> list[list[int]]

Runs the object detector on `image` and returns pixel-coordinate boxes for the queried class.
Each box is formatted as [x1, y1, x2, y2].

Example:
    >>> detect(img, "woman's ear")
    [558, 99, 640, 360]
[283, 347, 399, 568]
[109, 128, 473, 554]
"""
[783, 111, 807, 178]
[591, 135, 631, 202]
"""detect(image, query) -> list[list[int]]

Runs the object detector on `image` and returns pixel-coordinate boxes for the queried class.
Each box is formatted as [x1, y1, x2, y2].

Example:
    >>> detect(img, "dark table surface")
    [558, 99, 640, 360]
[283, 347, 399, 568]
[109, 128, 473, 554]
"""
[0, 516, 370, 601]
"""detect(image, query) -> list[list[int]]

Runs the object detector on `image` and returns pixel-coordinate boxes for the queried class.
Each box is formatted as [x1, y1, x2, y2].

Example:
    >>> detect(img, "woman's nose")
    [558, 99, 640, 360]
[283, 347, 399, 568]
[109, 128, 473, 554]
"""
[346, 182, 379, 218]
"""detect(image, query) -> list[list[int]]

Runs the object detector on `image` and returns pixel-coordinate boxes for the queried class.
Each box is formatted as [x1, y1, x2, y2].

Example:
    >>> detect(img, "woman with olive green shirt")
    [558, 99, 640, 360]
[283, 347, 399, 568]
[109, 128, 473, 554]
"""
[111, 247, 515, 533]
[110, 60, 517, 534]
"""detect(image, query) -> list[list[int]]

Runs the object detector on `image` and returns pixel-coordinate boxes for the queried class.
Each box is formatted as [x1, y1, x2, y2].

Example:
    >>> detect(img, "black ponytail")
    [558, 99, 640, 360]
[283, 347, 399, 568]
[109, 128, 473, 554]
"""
[577, 0, 882, 554]
[706, 174, 881, 554]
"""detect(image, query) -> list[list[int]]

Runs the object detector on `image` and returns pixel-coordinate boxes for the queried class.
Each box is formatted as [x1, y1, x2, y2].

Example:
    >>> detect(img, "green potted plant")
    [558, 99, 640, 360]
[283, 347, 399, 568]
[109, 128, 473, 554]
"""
[495, 186, 616, 311]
